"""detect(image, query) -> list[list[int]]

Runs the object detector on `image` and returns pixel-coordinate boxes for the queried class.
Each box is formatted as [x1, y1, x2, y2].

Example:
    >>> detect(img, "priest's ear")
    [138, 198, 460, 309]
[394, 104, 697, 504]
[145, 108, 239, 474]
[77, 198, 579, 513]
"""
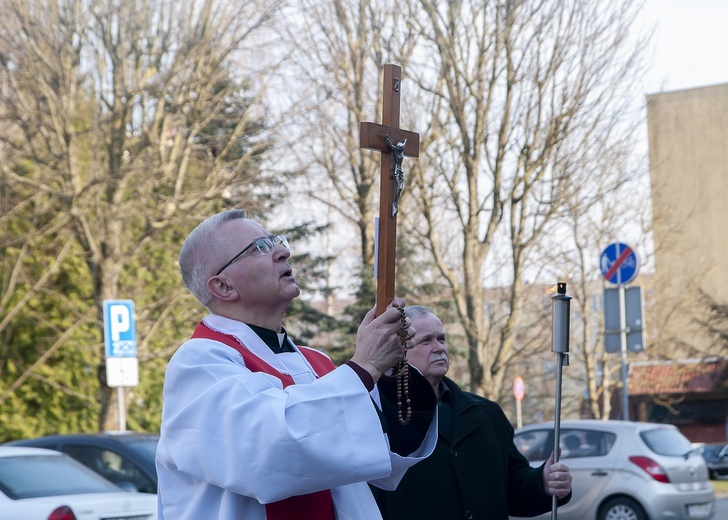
[207, 275, 240, 302]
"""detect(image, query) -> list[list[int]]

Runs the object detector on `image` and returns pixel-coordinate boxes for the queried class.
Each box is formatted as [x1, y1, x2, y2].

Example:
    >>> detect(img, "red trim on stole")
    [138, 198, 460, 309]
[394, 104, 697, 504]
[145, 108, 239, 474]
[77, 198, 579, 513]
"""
[191, 322, 336, 520]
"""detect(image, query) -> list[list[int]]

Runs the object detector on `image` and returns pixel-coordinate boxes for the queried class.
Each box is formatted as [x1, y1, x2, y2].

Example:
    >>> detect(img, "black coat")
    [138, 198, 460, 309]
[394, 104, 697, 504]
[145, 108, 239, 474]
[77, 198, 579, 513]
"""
[372, 377, 567, 520]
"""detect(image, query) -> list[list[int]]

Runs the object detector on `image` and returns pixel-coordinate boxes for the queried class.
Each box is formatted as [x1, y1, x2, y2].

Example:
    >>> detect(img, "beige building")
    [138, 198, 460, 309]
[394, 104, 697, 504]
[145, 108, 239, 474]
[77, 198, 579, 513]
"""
[646, 83, 728, 355]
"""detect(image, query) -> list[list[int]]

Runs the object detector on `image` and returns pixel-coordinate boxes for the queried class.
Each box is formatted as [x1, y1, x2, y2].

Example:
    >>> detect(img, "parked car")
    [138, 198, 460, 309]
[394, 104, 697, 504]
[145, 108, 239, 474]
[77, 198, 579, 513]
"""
[696, 443, 728, 480]
[512, 420, 715, 520]
[4, 432, 159, 494]
[0, 446, 157, 520]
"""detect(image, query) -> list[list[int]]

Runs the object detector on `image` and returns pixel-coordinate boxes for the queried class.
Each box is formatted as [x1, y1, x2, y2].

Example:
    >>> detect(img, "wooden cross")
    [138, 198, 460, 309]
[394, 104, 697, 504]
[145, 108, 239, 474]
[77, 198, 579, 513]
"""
[360, 64, 420, 316]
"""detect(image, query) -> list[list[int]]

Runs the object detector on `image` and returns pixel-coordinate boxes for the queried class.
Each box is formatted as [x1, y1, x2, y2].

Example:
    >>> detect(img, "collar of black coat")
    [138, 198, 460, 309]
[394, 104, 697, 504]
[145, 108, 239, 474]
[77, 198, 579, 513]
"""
[437, 380, 453, 403]
[442, 376, 490, 411]
[246, 323, 296, 353]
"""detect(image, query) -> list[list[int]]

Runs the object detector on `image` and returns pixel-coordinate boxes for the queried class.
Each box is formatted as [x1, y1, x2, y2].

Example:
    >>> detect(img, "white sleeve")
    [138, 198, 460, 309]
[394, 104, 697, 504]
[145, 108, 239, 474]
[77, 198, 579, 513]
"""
[157, 340, 394, 504]
[366, 384, 439, 490]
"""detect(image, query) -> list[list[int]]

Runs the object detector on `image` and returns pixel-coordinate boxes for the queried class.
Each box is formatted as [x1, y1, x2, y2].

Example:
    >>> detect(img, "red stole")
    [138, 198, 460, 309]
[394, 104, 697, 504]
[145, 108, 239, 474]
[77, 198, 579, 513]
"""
[191, 322, 336, 520]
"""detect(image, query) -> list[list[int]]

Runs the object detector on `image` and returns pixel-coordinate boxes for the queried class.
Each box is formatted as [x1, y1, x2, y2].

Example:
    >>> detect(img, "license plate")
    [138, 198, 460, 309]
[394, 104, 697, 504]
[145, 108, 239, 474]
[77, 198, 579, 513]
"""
[687, 503, 711, 517]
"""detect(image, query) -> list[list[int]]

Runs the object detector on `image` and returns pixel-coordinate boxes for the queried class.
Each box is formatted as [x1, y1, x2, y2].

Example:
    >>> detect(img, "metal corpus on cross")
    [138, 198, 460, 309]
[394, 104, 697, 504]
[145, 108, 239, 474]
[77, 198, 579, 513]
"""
[360, 64, 420, 316]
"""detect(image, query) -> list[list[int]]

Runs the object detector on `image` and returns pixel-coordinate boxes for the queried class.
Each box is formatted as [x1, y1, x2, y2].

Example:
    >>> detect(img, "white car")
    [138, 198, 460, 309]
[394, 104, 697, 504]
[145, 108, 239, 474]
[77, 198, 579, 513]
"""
[513, 420, 715, 520]
[0, 446, 157, 520]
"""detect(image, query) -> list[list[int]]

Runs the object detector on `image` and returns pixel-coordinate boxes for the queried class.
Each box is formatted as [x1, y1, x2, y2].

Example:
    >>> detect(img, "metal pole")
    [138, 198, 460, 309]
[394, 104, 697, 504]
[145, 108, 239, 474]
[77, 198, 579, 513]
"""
[619, 284, 629, 421]
[551, 282, 571, 520]
[117, 386, 126, 431]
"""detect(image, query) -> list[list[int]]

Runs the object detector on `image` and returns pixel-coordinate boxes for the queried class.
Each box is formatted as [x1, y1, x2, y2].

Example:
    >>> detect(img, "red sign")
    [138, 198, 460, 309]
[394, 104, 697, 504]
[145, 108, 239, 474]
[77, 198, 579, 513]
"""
[513, 376, 525, 401]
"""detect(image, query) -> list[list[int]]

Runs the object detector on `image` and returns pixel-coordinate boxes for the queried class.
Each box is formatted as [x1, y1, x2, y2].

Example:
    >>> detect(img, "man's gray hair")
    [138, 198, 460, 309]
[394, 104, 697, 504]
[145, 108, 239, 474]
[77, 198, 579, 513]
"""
[179, 209, 248, 309]
[404, 305, 436, 320]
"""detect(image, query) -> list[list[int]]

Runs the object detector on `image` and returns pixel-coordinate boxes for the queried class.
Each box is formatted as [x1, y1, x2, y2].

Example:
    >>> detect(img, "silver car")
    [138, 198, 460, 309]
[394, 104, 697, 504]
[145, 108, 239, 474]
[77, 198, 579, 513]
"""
[513, 420, 715, 520]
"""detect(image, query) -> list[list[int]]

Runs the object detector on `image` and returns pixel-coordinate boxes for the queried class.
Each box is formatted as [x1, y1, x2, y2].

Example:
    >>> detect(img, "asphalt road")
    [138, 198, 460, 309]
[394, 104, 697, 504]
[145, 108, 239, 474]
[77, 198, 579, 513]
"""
[715, 494, 727, 517]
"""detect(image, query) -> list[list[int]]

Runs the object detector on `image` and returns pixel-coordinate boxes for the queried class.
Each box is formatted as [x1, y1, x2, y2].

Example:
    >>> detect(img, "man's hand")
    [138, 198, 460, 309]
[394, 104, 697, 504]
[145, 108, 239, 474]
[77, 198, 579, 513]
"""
[351, 298, 415, 382]
[542, 451, 572, 499]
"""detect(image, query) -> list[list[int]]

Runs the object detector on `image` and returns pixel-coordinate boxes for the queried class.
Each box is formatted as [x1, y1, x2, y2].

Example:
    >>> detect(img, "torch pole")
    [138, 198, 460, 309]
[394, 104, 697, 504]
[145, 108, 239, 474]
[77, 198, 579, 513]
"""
[551, 282, 571, 520]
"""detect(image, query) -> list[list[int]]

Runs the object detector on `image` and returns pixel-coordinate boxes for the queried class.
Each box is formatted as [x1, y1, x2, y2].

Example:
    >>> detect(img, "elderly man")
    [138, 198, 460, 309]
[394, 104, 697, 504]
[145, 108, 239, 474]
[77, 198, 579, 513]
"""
[156, 209, 437, 520]
[371, 305, 572, 519]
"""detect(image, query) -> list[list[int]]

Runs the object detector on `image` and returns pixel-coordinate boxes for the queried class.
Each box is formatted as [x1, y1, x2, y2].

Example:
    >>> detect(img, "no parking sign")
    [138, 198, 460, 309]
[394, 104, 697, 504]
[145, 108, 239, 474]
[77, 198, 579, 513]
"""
[599, 242, 639, 285]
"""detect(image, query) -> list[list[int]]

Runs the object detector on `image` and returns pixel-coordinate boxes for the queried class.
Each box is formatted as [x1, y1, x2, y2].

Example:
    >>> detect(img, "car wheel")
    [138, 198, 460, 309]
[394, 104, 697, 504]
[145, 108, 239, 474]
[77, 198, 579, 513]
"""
[598, 496, 646, 520]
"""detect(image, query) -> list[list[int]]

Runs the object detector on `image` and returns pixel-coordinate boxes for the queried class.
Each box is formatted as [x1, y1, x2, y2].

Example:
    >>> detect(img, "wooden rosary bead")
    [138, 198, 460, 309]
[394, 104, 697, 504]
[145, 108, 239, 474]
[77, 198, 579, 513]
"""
[393, 303, 411, 425]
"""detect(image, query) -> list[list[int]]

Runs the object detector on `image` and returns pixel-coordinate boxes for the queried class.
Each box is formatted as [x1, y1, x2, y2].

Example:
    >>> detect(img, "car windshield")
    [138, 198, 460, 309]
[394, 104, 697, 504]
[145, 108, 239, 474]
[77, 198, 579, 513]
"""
[640, 428, 693, 457]
[0, 454, 119, 499]
[699, 445, 723, 457]
[120, 436, 159, 463]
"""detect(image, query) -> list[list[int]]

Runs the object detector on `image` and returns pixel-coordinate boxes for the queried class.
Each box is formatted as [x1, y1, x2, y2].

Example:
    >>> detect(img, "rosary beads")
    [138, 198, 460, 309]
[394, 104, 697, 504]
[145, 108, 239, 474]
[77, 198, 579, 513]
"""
[393, 303, 411, 425]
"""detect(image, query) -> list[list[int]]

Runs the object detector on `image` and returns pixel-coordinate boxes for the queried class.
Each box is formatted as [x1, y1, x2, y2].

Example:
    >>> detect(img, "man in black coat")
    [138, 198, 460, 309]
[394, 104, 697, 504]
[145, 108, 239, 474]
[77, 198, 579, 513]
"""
[371, 306, 572, 520]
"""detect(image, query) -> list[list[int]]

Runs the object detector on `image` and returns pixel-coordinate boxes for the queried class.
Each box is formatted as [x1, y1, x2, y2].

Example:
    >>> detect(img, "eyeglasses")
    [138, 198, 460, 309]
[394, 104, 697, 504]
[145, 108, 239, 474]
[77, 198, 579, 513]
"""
[215, 235, 290, 276]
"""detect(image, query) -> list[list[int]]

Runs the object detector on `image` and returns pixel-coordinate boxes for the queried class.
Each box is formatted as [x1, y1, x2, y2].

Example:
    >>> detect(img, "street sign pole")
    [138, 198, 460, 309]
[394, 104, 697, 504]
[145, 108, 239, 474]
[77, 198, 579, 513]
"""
[513, 376, 525, 429]
[103, 300, 138, 432]
[619, 285, 629, 421]
[118, 387, 126, 431]
[600, 242, 640, 422]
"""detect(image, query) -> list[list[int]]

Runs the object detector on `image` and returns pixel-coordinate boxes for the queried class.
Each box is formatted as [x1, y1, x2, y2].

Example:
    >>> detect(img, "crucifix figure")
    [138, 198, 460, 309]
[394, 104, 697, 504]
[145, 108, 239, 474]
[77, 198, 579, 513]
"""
[385, 134, 407, 217]
[360, 64, 420, 317]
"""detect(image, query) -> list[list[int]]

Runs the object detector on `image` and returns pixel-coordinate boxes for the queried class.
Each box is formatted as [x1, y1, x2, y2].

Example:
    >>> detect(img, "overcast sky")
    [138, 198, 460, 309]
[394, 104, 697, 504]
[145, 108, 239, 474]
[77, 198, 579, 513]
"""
[641, 0, 728, 94]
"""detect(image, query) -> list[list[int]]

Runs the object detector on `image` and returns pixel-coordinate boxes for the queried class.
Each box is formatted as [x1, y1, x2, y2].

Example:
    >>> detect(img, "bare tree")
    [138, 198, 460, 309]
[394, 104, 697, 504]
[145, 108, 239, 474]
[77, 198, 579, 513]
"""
[281, 0, 422, 308]
[403, 0, 650, 399]
[542, 177, 652, 419]
[0, 0, 281, 430]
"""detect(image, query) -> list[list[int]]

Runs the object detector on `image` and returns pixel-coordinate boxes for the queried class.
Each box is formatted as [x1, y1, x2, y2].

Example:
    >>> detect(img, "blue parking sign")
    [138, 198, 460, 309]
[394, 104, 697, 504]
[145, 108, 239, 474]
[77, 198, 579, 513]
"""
[103, 300, 137, 358]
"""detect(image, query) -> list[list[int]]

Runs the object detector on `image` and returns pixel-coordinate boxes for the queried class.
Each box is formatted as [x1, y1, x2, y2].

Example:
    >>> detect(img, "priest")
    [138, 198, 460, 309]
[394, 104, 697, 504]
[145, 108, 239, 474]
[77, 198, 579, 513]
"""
[156, 208, 438, 520]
